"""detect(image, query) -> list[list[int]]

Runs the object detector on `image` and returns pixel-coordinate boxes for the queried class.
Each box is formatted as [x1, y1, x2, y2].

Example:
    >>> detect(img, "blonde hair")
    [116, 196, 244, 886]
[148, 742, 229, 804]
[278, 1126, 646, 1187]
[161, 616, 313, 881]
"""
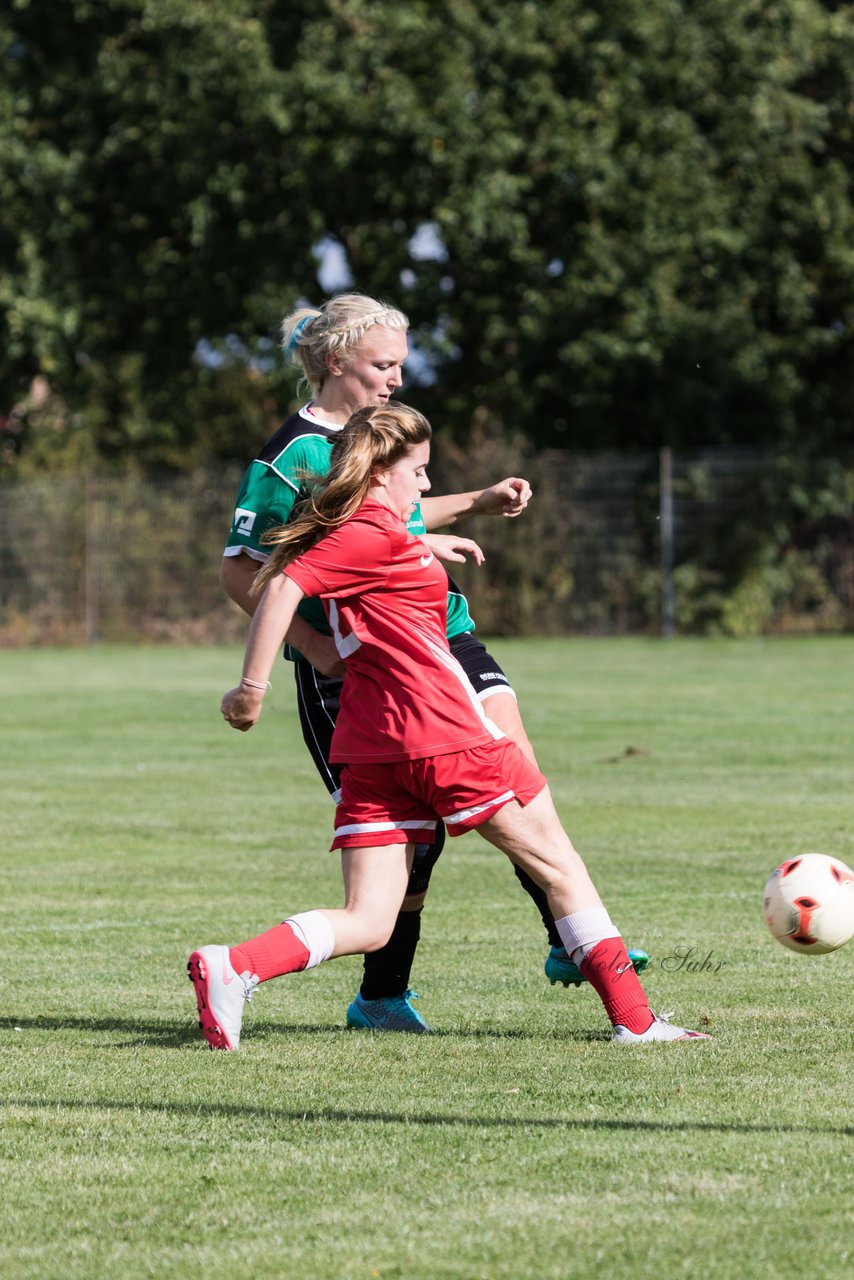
[281, 293, 409, 394]
[253, 401, 431, 591]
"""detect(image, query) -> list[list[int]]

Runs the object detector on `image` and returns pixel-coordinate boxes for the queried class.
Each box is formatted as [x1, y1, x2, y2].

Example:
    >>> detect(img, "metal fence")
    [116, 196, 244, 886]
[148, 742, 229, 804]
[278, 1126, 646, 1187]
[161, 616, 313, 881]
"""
[1, 449, 852, 645]
[0, 470, 245, 645]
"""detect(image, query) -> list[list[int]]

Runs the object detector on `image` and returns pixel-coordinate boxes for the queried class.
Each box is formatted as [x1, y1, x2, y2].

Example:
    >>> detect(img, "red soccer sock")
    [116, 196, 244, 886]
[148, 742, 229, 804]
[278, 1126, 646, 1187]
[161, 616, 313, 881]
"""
[580, 937, 654, 1034]
[230, 922, 311, 984]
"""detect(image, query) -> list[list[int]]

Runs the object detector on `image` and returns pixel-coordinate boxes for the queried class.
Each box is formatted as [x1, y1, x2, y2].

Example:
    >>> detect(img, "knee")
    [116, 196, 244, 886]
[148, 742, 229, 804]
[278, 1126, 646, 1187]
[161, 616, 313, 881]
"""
[405, 828, 446, 897]
[359, 919, 397, 952]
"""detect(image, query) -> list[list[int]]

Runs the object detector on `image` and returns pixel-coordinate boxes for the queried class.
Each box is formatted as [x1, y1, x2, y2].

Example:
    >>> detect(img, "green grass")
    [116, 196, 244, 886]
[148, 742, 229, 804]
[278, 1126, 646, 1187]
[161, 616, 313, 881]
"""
[1, 638, 852, 1280]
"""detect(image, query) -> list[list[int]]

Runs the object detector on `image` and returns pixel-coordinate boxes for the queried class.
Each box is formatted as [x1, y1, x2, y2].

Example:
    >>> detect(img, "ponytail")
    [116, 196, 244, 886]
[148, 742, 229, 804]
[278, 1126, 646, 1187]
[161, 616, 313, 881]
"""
[253, 403, 431, 593]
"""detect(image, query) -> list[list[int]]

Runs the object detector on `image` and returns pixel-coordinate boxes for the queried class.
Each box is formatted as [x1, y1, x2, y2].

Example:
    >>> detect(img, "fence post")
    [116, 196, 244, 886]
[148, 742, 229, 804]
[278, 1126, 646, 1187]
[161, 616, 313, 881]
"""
[84, 476, 100, 644]
[659, 447, 676, 637]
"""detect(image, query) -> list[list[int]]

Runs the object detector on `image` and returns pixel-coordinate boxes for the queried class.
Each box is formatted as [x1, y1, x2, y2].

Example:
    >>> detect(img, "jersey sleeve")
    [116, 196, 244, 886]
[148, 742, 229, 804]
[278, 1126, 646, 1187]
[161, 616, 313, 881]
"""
[285, 518, 394, 598]
[224, 461, 300, 558]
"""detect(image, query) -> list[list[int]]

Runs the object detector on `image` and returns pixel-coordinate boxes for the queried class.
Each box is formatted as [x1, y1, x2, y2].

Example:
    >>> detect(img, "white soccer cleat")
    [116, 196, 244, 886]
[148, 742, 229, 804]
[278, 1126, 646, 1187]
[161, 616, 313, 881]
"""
[611, 1011, 712, 1044]
[187, 944, 259, 1050]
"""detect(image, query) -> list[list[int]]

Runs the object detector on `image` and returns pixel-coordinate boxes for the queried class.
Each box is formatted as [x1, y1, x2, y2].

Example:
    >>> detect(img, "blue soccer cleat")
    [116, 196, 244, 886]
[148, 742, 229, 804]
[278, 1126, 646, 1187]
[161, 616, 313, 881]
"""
[346, 988, 432, 1034]
[545, 945, 650, 988]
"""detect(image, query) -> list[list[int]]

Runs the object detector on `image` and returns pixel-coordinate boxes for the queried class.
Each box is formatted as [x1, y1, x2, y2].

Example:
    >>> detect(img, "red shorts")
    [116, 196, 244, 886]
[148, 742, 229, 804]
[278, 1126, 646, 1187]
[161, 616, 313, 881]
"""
[331, 739, 547, 849]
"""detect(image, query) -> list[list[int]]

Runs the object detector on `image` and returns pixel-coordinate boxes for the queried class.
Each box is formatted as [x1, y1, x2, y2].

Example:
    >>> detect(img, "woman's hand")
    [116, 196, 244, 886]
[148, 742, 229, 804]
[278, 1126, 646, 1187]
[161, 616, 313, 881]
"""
[471, 477, 532, 518]
[220, 573, 306, 730]
[420, 478, 532, 529]
[221, 685, 265, 732]
[421, 533, 485, 566]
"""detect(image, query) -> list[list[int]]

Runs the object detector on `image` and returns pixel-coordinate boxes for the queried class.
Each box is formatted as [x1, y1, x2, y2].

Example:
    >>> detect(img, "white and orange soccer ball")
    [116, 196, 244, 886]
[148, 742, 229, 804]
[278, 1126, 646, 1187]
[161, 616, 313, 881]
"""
[763, 853, 854, 955]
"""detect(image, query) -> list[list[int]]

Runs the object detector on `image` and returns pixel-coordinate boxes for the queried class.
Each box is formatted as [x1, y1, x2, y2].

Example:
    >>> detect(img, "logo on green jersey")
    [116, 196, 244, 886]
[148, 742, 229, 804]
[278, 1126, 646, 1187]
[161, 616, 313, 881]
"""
[234, 507, 257, 536]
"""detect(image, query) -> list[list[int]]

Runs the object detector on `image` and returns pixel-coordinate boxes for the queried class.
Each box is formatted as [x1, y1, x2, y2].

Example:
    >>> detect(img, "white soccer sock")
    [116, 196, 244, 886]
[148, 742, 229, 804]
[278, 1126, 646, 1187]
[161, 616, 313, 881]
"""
[285, 911, 336, 970]
[555, 907, 621, 966]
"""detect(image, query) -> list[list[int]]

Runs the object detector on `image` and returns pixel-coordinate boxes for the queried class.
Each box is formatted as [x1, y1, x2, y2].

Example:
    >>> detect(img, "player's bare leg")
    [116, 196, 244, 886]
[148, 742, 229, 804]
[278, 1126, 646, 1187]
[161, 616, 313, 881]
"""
[481, 690, 536, 765]
[476, 785, 600, 918]
[483, 693, 649, 989]
[477, 788, 709, 1043]
[326, 844, 414, 955]
[189, 844, 412, 1049]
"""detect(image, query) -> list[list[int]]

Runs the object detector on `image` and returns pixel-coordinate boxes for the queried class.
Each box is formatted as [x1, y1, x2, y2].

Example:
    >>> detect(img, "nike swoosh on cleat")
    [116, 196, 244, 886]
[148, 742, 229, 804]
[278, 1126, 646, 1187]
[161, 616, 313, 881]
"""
[221, 960, 235, 985]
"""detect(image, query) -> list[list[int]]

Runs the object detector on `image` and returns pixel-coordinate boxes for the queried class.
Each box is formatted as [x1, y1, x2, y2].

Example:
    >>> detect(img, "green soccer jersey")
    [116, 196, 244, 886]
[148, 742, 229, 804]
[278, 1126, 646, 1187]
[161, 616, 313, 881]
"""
[224, 404, 476, 650]
[224, 406, 339, 637]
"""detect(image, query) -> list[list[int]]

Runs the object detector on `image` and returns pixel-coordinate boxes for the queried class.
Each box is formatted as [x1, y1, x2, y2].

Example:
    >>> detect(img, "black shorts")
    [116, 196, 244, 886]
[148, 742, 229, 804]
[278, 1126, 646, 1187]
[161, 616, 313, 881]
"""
[447, 632, 514, 703]
[293, 633, 514, 799]
[293, 660, 343, 798]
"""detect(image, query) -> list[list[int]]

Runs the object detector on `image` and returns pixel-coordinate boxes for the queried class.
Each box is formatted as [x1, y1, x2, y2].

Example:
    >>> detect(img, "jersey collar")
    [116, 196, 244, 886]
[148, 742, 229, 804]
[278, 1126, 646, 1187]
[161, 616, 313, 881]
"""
[300, 402, 345, 431]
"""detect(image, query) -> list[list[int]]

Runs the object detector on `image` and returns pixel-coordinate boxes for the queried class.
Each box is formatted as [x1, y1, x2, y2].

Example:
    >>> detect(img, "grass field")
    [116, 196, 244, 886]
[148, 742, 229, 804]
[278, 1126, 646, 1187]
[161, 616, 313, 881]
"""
[1, 637, 853, 1280]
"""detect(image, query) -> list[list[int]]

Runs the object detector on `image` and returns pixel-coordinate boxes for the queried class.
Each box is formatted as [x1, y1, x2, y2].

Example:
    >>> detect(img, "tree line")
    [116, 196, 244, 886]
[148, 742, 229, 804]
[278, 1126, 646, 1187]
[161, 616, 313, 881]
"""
[1, 0, 853, 477]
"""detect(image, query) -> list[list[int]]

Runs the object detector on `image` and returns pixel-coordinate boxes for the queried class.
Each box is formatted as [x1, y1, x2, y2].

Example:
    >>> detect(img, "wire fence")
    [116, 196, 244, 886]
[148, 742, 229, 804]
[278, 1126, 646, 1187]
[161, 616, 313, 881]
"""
[1, 448, 852, 645]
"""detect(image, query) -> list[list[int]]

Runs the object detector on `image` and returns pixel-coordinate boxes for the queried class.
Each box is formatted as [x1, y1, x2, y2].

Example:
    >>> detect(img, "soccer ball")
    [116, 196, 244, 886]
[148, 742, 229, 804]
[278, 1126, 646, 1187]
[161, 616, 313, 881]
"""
[763, 853, 854, 954]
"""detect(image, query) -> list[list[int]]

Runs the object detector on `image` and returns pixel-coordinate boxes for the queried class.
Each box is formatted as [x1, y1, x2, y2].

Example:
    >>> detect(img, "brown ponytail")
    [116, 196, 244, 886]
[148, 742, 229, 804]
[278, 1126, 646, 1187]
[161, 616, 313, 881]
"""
[252, 402, 431, 592]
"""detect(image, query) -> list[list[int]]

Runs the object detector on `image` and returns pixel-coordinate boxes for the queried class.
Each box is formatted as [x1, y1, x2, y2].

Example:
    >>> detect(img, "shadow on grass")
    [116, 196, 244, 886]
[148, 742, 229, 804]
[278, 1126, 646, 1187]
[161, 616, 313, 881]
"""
[0, 1093, 851, 1138]
[0, 1015, 605, 1047]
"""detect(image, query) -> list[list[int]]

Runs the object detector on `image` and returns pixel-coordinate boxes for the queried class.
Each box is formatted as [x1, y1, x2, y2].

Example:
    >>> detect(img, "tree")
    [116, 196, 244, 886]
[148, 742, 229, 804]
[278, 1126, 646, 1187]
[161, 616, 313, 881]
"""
[274, 0, 854, 450]
[1, 0, 852, 469]
[1, 0, 306, 467]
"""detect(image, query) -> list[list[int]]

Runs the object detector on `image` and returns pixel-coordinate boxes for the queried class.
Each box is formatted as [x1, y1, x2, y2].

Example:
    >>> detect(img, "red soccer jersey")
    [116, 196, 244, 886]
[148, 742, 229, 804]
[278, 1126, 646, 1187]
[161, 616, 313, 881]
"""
[284, 499, 503, 763]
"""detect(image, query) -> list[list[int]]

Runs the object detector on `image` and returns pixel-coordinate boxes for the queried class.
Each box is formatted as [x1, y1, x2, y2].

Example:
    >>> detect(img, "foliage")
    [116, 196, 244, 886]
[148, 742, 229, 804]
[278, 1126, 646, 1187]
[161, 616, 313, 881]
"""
[1, 1, 853, 470]
[282, 0, 854, 453]
[1, 0, 303, 466]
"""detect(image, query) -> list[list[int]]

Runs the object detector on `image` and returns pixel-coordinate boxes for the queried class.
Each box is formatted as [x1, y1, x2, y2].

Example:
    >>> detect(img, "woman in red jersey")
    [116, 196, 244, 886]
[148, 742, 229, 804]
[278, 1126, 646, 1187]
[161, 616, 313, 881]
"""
[188, 404, 709, 1049]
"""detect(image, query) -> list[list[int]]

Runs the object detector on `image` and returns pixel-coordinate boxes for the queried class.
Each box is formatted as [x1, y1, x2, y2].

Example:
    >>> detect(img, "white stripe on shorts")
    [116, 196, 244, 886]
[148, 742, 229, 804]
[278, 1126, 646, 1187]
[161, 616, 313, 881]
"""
[476, 685, 517, 704]
[444, 790, 515, 826]
[334, 819, 438, 837]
